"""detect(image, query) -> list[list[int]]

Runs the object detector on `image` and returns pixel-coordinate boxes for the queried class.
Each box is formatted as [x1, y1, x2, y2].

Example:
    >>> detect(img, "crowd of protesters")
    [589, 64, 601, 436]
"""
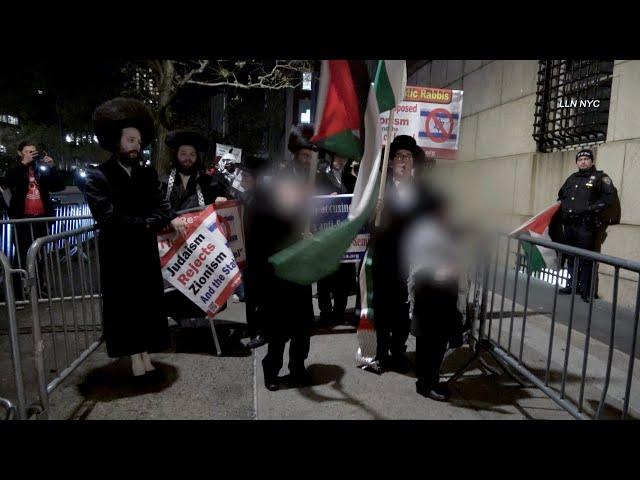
[2, 97, 467, 402]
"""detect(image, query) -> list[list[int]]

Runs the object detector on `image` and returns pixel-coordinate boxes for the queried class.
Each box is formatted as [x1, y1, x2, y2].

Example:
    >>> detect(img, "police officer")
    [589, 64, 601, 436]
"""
[557, 148, 615, 302]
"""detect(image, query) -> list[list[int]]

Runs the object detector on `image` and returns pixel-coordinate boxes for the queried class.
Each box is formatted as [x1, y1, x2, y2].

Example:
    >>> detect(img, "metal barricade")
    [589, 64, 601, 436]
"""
[24, 225, 103, 419]
[451, 231, 640, 420]
[0, 252, 27, 420]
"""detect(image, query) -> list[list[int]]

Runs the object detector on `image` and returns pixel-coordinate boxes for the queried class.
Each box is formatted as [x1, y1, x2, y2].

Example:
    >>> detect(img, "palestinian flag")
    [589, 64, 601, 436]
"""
[311, 60, 371, 160]
[510, 202, 562, 272]
[269, 60, 406, 285]
[374, 60, 408, 113]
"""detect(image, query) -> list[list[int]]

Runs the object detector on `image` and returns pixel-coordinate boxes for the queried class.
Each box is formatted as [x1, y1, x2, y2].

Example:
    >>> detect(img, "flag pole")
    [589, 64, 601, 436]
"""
[303, 150, 319, 237]
[375, 108, 396, 226]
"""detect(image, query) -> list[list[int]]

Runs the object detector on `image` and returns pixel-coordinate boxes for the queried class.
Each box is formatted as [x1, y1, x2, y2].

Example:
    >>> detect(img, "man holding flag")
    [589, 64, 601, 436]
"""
[254, 124, 318, 391]
[268, 60, 407, 371]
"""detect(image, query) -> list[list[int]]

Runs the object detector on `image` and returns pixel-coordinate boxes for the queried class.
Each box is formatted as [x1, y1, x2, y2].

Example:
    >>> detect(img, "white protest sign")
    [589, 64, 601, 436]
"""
[158, 201, 246, 269]
[215, 143, 242, 164]
[379, 86, 464, 160]
[159, 205, 242, 316]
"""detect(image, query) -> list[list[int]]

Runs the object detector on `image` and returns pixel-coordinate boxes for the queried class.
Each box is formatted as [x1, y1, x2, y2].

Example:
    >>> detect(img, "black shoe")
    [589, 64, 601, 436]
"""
[389, 354, 410, 374]
[363, 360, 385, 375]
[247, 335, 267, 349]
[416, 382, 450, 402]
[289, 368, 312, 386]
[265, 379, 279, 391]
[581, 294, 591, 303]
[559, 286, 573, 295]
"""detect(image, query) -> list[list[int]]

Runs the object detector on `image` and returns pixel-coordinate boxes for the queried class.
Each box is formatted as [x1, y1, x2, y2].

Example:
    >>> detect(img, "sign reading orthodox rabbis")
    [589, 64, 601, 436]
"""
[157, 202, 245, 316]
[379, 86, 464, 160]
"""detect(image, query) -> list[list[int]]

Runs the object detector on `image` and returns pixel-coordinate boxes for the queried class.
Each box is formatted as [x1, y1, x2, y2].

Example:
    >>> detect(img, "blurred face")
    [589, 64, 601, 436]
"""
[577, 155, 594, 171]
[331, 155, 347, 172]
[294, 148, 314, 167]
[119, 127, 142, 158]
[177, 145, 198, 170]
[392, 149, 414, 182]
[240, 171, 256, 191]
[18, 144, 37, 161]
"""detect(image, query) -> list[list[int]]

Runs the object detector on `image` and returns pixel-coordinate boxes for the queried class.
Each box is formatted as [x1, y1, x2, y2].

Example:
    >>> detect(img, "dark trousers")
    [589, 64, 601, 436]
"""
[11, 220, 49, 300]
[563, 223, 599, 296]
[375, 298, 410, 360]
[317, 263, 355, 321]
[243, 269, 263, 338]
[415, 334, 449, 388]
[262, 331, 310, 379]
[261, 282, 313, 380]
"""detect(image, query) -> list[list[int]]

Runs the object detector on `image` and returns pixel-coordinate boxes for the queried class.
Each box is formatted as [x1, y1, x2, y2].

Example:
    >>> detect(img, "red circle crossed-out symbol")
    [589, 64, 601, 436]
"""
[425, 108, 454, 143]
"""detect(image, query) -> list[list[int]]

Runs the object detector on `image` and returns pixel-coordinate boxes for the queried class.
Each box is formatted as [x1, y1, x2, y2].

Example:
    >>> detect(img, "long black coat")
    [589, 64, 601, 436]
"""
[84, 156, 174, 358]
[160, 169, 230, 214]
[244, 181, 314, 335]
[6, 162, 65, 219]
[371, 181, 443, 329]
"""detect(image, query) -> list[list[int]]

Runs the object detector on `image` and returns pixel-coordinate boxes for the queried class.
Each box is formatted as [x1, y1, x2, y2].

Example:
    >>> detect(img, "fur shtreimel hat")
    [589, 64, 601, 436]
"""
[288, 123, 317, 154]
[93, 97, 155, 152]
[165, 129, 209, 153]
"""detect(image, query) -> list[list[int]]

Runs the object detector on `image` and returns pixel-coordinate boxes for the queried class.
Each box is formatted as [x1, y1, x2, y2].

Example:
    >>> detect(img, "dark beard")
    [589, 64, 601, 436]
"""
[117, 150, 142, 167]
[177, 163, 198, 176]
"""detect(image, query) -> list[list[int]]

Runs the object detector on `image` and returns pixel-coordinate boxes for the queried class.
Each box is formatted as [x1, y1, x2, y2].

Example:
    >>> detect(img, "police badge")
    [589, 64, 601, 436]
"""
[603, 176, 612, 185]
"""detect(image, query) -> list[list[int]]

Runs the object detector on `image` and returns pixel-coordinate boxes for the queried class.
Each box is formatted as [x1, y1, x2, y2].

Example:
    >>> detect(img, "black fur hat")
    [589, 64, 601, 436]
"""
[389, 134, 422, 158]
[93, 97, 155, 152]
[288, 123, 317, 153]
[165, 129, 209, 153]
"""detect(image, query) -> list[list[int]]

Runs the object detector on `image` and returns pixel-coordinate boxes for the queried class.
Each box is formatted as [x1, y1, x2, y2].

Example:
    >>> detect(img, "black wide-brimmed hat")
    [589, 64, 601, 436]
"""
[93, 97, 155, 152]
[389, 135, 422, 158]
[165, 129, 209, 153]
[288, 123, 318, 153]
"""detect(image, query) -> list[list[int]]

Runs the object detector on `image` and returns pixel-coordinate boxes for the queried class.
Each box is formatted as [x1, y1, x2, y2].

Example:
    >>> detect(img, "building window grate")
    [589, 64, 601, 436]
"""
[533, 60, 614, 153]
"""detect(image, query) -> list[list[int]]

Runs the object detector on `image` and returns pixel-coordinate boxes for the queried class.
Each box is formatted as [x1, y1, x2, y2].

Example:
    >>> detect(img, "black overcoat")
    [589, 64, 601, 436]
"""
[84, 156, 174, 358]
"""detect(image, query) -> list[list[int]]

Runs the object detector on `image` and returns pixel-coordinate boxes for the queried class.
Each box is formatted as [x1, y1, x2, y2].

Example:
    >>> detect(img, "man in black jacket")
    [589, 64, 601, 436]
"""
[253, 124, 316, 391]
[160, 129, 230, 216]
[6, 141, 65, 297]
[371, 135, 422, 374]
[316, 152, 356, 326]
[85, 97, 176, 377]
[557, 148, 616, 302]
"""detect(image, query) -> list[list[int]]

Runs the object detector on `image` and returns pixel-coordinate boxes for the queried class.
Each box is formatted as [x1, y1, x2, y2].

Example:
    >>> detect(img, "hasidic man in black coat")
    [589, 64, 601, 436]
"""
[160, 129, 230, 216]
[84, 97, 178, 377]
[315, 152, 357, 326]
[251, 124, 316, 392]
[370, 135, 424, 374]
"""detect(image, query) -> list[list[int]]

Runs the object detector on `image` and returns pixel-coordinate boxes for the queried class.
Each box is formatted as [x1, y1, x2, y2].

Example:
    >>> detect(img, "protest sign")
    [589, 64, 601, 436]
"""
[311, 194, 369, 263]
[158, 201, 246, 269]
[158, 204, 242, 316]
[215, 143, 242, 164]
[379, 85, 464, 160]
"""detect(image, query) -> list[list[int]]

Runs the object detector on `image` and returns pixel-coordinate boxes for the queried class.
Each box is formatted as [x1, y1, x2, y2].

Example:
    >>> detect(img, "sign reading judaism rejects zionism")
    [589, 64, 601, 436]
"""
[158, 204, 243, 316]
[379, 86, 464, 160]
